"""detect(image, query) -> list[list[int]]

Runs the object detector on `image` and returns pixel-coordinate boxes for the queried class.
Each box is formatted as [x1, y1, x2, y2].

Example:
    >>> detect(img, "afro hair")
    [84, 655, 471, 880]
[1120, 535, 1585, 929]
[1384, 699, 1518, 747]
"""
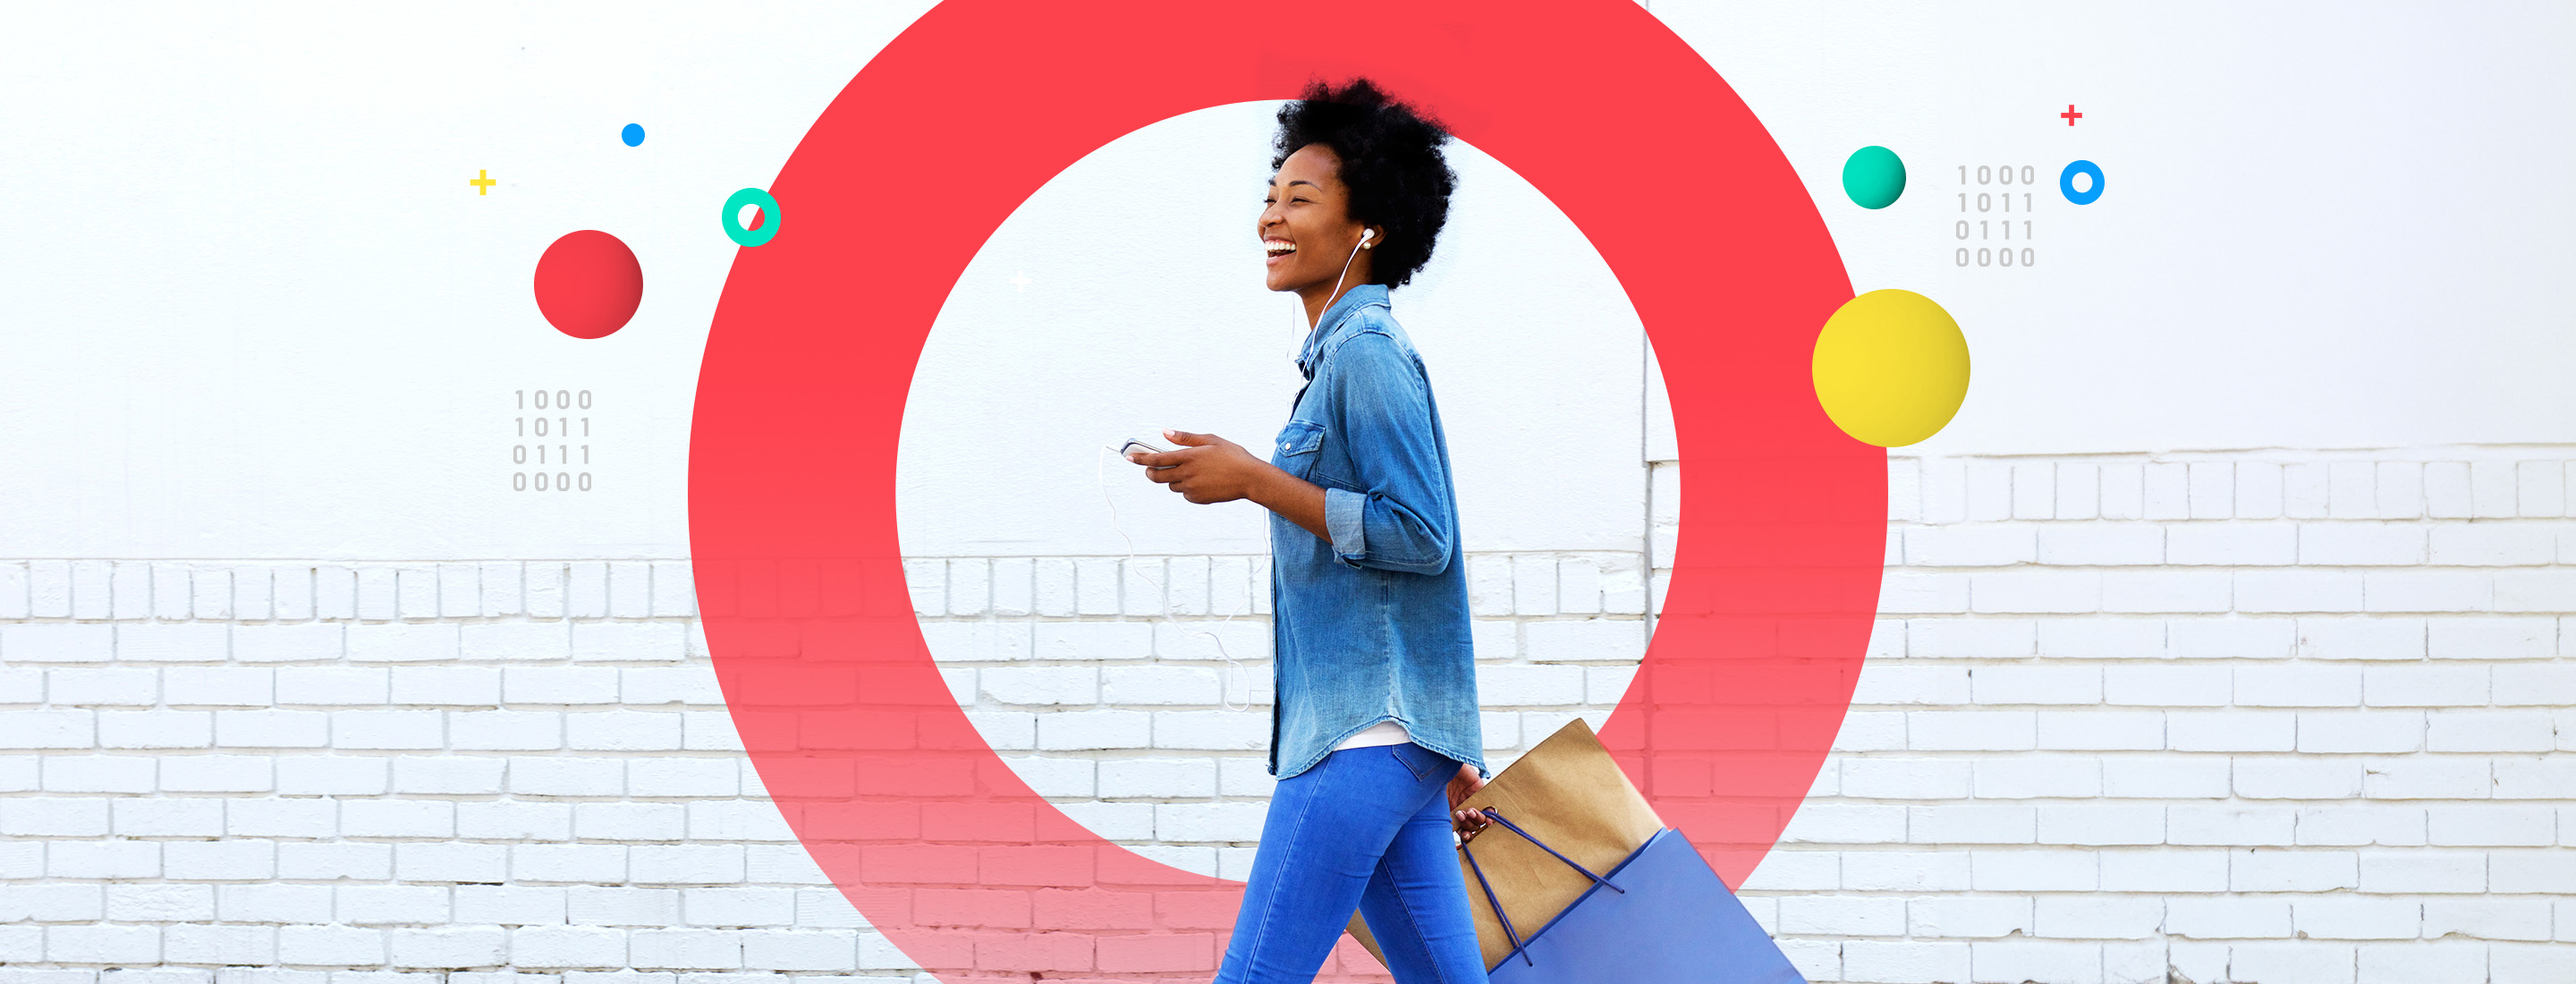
[1271, 77, 1458, 289]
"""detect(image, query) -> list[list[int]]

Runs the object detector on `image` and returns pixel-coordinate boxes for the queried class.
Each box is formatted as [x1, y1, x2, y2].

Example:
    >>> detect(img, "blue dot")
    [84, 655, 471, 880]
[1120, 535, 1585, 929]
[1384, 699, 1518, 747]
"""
[621, 123, 646, 148]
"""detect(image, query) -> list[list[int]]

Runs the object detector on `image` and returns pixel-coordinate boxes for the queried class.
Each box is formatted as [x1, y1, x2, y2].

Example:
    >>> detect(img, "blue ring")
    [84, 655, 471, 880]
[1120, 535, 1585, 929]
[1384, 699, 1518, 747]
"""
[2060, 159, 2104, 205]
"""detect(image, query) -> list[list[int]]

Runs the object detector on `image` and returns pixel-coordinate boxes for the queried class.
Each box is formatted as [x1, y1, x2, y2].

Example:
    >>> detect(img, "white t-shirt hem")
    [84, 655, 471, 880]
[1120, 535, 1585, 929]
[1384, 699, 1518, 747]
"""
[1332, 720, 1413, 751]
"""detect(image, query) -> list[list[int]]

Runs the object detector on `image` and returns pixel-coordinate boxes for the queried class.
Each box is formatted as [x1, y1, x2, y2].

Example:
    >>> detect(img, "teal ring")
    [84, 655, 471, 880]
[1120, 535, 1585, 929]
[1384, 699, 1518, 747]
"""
[722, 187, 782, 247]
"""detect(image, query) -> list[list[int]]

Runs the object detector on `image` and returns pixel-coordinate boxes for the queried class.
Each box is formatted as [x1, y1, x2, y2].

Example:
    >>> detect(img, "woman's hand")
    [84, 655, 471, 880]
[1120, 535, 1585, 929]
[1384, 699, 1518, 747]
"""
[1131, 429, 1270, 505]
[1448, 762, 1488, 833]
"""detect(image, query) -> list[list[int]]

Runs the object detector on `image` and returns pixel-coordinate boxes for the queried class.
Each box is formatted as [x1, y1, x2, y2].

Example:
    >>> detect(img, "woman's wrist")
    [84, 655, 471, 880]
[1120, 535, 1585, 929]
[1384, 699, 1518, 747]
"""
[1250, 463, 1335, 545]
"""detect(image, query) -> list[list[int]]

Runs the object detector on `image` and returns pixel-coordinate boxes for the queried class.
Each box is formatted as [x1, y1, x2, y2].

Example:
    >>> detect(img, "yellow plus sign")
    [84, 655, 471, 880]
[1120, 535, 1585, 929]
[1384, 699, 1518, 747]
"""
[470, 169, 496, 195]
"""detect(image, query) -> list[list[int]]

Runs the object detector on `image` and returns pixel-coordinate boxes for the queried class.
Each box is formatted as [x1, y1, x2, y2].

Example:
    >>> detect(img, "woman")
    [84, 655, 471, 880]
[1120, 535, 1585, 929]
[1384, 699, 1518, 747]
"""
[1125, 78, 1488, 984]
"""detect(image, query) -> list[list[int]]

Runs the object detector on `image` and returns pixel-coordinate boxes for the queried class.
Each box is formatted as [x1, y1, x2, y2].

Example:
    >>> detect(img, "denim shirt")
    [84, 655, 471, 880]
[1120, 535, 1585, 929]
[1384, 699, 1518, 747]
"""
[1266, 284, 1483, 779]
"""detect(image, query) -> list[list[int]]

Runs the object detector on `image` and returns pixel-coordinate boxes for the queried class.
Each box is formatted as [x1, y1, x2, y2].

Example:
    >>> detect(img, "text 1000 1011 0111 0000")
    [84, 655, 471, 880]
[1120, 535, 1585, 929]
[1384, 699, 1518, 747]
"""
[513, 388, 594, 492]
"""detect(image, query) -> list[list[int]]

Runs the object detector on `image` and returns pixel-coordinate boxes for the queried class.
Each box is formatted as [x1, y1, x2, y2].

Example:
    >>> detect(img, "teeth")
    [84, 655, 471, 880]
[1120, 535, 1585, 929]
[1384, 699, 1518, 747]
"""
[1265, 242, 1296, 254]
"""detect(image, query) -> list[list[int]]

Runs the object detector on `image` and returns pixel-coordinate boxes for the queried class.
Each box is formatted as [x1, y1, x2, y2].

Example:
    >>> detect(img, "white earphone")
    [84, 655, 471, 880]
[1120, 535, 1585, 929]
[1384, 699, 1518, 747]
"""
[1313, 225, 1376, 328]
[1284, 225, 1385, 361]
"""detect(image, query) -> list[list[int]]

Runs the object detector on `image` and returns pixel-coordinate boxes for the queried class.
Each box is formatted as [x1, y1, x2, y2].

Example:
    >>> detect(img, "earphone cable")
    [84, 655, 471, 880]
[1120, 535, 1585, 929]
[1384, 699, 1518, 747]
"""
[1291, 232, 1371, 365]
[1097, 444, 1257, 714]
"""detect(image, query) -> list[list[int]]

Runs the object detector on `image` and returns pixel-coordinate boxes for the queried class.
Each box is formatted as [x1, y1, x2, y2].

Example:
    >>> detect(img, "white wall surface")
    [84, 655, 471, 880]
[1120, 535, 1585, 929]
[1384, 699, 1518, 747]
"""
[896, 103, 1649, 557]
[0, 2, 2572, 983]
[1722, 448, 2576, 983]
[0, 4, 936, 560]
[4, 4, 2572, 558]
[2, 445, 2572, 983]
[1683, 2, 2576, 458]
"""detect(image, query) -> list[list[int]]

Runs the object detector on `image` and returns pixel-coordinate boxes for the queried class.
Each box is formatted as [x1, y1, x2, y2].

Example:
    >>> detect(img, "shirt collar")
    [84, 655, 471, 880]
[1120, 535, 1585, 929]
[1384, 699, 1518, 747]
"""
[1294, 284, 1392, 377]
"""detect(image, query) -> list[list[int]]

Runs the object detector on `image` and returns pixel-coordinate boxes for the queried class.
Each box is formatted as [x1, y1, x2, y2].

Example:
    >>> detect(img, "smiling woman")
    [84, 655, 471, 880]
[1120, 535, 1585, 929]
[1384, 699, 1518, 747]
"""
[894, 99, 1652, 563]
[702, 3, 1877, 977]
[1118, 77, 1491, 984]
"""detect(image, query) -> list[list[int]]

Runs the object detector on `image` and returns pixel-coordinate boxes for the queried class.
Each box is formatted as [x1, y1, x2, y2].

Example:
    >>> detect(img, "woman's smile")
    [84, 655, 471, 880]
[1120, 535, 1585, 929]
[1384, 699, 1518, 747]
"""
[1258, 141, 1383, 321]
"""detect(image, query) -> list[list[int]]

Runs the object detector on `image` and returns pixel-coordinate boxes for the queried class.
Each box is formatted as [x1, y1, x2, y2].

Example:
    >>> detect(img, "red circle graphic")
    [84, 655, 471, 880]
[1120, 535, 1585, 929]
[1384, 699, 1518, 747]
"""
[533, 230, 643, 339]
[690, 0, 1882, 977]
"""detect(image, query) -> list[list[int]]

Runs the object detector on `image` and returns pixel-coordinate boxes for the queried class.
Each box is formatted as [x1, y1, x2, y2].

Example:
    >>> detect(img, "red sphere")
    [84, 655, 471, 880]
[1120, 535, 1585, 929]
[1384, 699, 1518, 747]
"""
[532, 230, 642, 339]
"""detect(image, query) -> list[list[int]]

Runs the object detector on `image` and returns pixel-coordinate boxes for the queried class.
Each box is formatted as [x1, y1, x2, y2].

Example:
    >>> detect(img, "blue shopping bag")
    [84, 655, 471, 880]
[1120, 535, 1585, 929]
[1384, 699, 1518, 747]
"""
[1462, 809, 1805, 984]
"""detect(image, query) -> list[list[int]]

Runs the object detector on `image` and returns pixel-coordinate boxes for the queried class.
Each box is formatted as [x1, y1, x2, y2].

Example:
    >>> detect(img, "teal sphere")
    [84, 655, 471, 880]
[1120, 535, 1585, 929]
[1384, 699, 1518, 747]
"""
[1842, 146, 1906, 209]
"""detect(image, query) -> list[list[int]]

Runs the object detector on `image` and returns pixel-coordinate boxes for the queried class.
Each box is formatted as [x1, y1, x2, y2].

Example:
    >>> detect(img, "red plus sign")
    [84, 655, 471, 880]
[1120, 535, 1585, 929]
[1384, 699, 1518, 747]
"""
[2061, 105, 2082, 126]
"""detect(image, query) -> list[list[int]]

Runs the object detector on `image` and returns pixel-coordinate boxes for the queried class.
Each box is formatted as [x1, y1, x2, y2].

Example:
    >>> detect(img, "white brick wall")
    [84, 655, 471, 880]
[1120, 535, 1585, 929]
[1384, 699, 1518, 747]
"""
[0, 551, 1644, 983]
[0, 562, 962, 984]
[1694, 452, 2576, 984]
[918, 547, 1647, 886]
[1, 451, 2569, 984]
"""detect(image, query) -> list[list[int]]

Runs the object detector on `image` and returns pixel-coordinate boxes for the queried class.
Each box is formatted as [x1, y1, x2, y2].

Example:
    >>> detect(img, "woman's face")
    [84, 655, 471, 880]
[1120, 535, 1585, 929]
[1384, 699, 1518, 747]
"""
[1259, 142, 1379, 295]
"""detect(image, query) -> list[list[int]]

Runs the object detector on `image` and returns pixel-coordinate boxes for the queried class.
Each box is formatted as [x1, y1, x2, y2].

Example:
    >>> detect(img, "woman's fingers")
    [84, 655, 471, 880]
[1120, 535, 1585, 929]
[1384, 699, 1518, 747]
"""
[1135, 445, 1205, 475]
[1447, 762, 1487, 805]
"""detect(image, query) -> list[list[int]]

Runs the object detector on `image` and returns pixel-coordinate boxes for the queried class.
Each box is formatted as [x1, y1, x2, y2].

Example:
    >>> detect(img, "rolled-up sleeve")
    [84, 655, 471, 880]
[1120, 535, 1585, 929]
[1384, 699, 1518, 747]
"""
[1318, 332, 1455, 576]
[1325, 486, 1371, 563]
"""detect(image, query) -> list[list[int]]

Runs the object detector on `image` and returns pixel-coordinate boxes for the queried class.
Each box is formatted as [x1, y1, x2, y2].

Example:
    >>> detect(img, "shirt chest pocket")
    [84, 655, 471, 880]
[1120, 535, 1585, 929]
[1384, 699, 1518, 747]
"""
[1271, 419, 1327, 479]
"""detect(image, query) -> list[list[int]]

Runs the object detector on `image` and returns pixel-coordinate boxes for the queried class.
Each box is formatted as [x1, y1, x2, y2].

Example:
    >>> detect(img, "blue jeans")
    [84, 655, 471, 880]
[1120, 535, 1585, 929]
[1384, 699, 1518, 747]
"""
[1214, 742, 1486, 984]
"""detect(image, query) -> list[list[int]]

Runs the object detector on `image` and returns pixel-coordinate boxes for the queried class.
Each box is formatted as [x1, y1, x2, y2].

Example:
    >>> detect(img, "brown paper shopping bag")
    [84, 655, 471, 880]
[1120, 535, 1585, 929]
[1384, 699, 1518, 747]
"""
[1346, 718, 1664, 971]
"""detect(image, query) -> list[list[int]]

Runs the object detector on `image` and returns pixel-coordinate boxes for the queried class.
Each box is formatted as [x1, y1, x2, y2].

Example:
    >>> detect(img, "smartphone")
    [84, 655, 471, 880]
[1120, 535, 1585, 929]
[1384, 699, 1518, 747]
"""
[1111, 438, 1174, 467]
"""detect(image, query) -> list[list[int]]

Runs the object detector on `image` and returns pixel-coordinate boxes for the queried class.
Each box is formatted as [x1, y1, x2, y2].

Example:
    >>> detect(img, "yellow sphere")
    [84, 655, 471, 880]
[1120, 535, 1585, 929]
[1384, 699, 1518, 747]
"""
[1810, 288, 1969, 447]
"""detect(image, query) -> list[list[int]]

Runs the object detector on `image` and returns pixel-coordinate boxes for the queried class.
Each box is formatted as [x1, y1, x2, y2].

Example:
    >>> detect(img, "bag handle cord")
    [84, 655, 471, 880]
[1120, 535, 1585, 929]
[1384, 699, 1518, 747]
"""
[1455, 807, 1626, 967]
